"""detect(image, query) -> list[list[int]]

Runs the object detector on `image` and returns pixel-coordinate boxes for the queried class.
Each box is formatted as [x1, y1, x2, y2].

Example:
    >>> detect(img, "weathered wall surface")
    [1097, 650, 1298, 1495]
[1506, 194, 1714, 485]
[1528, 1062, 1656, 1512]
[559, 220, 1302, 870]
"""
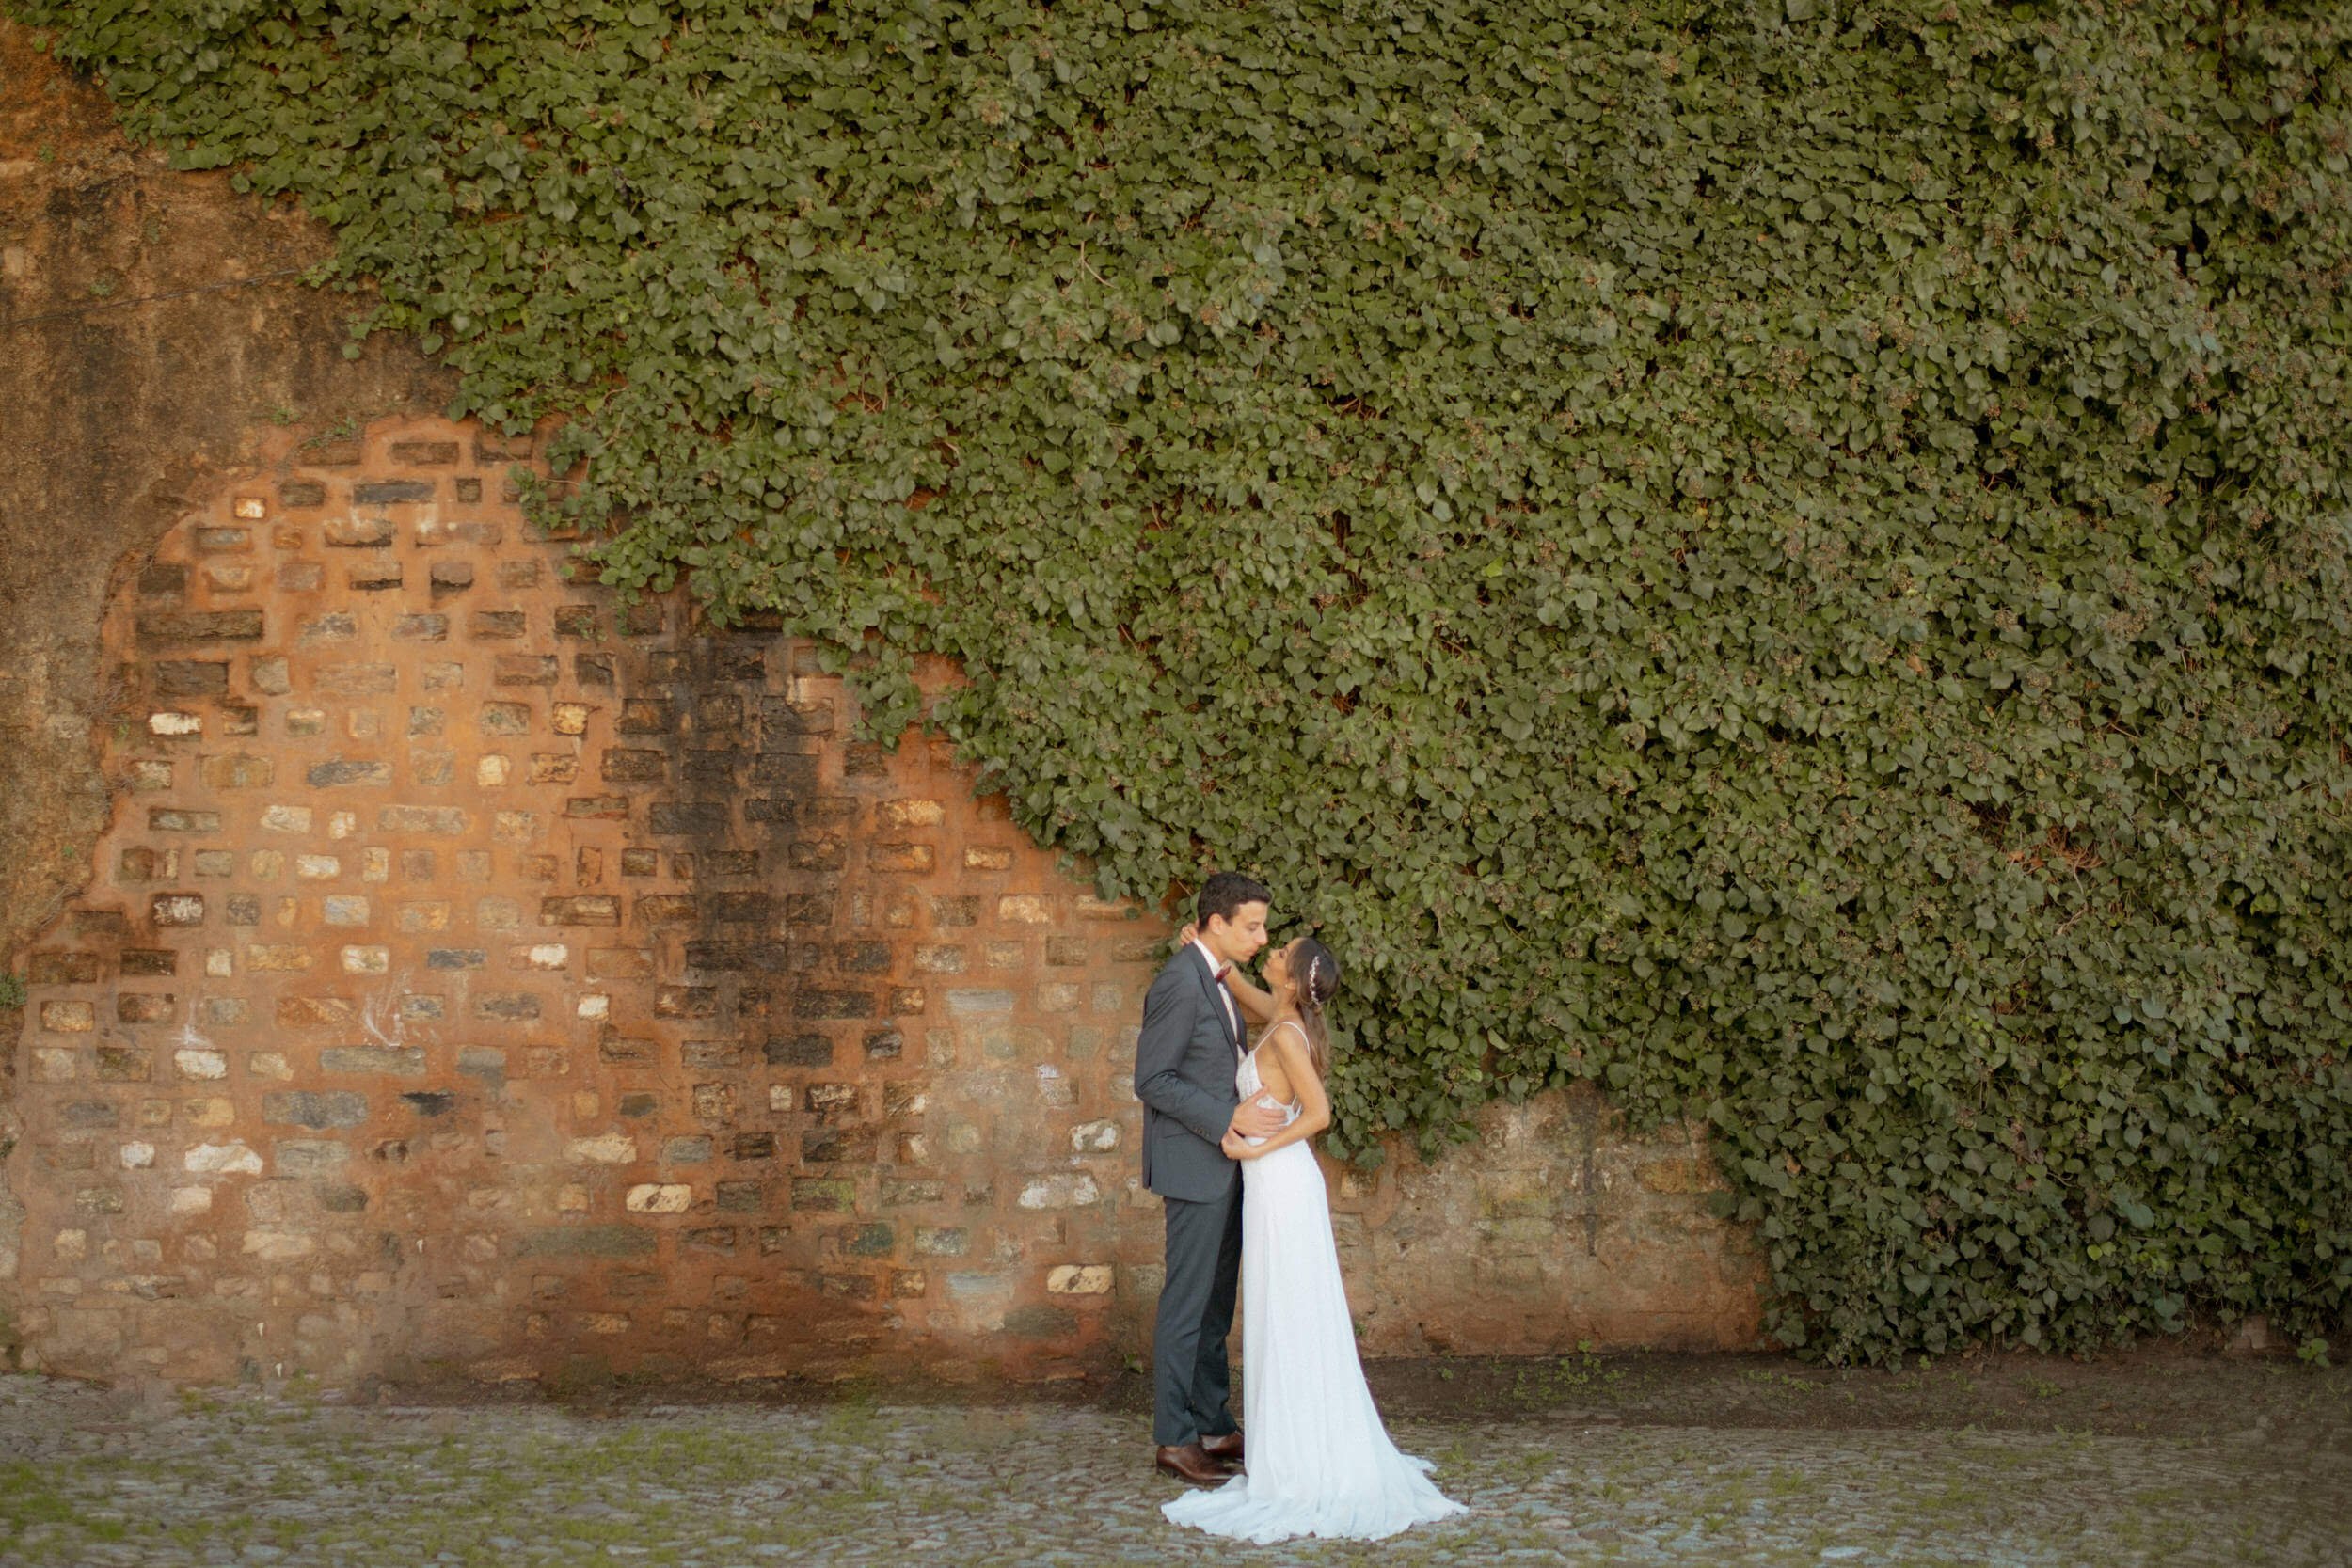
[0, 15, 448, 1316]
[6, 419, 1762, 1384]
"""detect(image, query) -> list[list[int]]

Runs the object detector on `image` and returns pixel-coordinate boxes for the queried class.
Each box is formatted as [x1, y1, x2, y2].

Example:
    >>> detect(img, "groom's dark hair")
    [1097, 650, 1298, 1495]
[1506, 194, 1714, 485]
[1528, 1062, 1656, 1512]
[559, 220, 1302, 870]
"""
[1197, 871, 1272, 930]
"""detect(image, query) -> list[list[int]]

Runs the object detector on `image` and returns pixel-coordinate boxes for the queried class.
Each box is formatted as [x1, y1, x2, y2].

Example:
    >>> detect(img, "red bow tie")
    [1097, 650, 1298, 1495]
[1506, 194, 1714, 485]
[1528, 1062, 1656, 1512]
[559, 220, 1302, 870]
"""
[1214, 962, 1232, 979]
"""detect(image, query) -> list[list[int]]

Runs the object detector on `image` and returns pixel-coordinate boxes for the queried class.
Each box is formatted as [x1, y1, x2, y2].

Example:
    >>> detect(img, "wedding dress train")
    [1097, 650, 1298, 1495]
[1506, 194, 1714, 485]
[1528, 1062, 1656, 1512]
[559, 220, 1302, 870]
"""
[1161, 1024, 1469, 1543]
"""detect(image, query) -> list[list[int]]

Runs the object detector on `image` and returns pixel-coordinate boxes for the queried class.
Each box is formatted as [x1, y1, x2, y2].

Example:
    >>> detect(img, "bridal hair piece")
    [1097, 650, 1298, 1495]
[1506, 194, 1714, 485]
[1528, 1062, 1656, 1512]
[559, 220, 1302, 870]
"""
[1289, 936, 1341, 1077]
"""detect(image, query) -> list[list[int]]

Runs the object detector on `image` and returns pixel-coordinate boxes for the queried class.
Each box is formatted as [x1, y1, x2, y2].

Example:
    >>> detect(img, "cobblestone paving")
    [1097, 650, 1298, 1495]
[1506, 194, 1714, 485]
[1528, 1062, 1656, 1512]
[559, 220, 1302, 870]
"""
[2, 1358, 2344, 1566]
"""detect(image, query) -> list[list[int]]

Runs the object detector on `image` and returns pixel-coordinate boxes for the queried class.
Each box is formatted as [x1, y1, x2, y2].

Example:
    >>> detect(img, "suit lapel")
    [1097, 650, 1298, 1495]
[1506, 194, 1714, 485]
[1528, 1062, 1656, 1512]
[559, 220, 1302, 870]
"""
[1195, 944, 1240, 1057]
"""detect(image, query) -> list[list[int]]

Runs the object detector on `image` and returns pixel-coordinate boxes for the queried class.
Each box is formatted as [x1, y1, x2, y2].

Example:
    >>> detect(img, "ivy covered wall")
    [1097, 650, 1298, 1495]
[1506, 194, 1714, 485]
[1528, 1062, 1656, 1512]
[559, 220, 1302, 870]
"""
[13, 0, 2351, 1362]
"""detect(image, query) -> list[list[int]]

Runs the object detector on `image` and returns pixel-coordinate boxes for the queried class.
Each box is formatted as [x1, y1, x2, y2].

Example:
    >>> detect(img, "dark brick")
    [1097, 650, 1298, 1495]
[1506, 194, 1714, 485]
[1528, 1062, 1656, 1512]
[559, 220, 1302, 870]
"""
[802, 1128, 876, 1164]
[650, 801, 728, 835]
[153, 660, 229, 696]
[707, 892, 771, 925]
[523, 1227, 656, 1259]
[137, 610, 264, 647]
[763, 1033, 834, 1068]
[470, 610, 527, 641]
[600, 750, 666, 783]
[95, 1047, 151, 1080]
[654, 985, 716, 1019]
[116, 993, 175, 1023]
[835, 942, 892, 975]
[684, 941, 790, 974]
[795, 988, 874, 1022]
[30, 952, 102, 984]
[760, 697, 835, 735]
[841, 1222, 895, 1259]
[427, 948, 487, 970]
[278, 479, 327, 507]
[402, 1091, 454, 1117]
[389, 441, 460, 466]
[716, 1181, 765, 1213]
[863, 1029, 904, 1060]
[352, 480, 435, 504]
[574, 653, 614, 686]
[732, 1132, 777, 1162]
[554, 605, 599, 638]
[473, 993, 543, 1021]
[617, 700, 674, 735]
[785, 894, 836, 927]
[787, 841, 845, 872]
[598, 1034, 656, 1066]
[138, 562, 187, 597]
[681, 1038, 742, 1069]
[751, 752, 818, 790]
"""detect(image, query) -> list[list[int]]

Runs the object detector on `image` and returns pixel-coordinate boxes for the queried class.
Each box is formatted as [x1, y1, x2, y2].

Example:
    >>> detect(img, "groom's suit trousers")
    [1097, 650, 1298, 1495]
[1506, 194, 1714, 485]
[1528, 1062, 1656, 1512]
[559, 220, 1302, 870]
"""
[1152, 1184, 1244, 1447]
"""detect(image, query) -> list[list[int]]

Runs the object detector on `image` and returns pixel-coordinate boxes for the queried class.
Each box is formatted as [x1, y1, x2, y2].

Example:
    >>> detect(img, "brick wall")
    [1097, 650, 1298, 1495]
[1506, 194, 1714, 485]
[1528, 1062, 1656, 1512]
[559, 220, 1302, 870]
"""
[5, 418, 1761, 1386]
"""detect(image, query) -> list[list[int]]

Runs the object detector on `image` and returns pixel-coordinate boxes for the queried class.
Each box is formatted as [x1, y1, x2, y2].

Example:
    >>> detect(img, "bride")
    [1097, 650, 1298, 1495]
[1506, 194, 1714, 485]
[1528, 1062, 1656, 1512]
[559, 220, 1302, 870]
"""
[1159, 931, 1470, 1544]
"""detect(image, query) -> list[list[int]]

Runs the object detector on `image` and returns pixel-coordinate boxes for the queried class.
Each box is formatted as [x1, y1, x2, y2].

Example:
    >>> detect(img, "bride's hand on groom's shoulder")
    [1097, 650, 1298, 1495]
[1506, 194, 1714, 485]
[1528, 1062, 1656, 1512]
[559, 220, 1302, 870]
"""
[1174, 921, 1199, 949]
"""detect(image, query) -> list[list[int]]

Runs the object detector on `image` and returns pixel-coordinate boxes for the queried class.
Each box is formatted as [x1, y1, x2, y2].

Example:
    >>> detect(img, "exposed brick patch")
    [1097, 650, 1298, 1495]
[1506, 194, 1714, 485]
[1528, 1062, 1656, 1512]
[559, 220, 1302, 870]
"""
[8, 417, 1760, 1386]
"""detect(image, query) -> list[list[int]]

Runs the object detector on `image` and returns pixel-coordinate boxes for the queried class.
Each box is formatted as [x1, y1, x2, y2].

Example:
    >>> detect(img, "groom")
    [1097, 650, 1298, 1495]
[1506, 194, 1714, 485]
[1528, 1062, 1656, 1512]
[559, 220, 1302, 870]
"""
[1135, 871, 1283, 1484]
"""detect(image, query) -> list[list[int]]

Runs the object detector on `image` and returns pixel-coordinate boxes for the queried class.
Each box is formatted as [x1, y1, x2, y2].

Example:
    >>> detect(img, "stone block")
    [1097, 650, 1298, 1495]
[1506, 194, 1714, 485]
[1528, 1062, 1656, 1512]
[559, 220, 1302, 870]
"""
[321, 1047, 426, 1076]
[262, 1092, 371, 1130]
[1046, 1265, 1114, 1295]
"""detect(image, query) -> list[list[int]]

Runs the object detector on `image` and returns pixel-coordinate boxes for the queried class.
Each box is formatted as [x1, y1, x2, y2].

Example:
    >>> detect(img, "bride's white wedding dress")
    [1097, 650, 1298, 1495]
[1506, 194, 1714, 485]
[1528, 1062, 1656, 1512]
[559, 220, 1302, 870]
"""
[1161, 1022, 1469, 1544]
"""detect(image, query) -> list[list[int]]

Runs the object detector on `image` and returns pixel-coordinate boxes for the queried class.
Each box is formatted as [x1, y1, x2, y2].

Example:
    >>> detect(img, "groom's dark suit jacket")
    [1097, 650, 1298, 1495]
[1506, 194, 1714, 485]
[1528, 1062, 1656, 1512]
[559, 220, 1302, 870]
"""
[1134, 944, 1244, 1203]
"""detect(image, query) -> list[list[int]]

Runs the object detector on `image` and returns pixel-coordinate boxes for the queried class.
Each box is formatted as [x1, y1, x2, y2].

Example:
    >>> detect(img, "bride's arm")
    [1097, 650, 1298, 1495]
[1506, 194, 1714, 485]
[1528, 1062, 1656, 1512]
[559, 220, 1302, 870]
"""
[1229, 1025, 1331, 1160]
[1220, 963, 1279, 1025]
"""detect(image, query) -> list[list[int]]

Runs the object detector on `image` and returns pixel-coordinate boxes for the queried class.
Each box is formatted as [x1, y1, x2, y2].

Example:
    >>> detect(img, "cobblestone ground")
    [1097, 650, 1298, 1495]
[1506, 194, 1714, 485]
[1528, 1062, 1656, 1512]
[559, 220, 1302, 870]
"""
[2, 1354, 2344, 1566]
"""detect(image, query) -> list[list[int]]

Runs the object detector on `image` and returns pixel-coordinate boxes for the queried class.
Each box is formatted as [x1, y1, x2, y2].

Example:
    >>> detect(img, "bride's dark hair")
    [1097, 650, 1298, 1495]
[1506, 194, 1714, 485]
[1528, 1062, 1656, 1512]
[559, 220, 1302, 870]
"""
[1289, 936, 1341, 1078]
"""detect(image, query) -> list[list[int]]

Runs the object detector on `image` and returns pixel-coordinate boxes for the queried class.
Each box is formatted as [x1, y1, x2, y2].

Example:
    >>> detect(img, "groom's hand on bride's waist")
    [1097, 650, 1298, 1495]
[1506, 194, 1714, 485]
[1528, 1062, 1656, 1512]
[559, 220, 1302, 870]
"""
[1229, 1101, 1285, 1140]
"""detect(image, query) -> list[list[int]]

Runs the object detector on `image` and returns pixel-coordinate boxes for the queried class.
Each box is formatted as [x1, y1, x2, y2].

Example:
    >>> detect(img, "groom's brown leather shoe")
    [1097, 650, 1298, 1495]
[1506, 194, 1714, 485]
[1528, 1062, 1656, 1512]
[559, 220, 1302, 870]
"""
[1200, 1431, 1245, 1465]
[1155, 1442, 1238, 1484]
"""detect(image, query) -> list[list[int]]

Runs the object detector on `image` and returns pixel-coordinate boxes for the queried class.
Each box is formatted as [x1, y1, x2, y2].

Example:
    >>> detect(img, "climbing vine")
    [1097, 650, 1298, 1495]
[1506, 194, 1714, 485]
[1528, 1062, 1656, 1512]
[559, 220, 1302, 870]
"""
[18, 0, 2352, 1362]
